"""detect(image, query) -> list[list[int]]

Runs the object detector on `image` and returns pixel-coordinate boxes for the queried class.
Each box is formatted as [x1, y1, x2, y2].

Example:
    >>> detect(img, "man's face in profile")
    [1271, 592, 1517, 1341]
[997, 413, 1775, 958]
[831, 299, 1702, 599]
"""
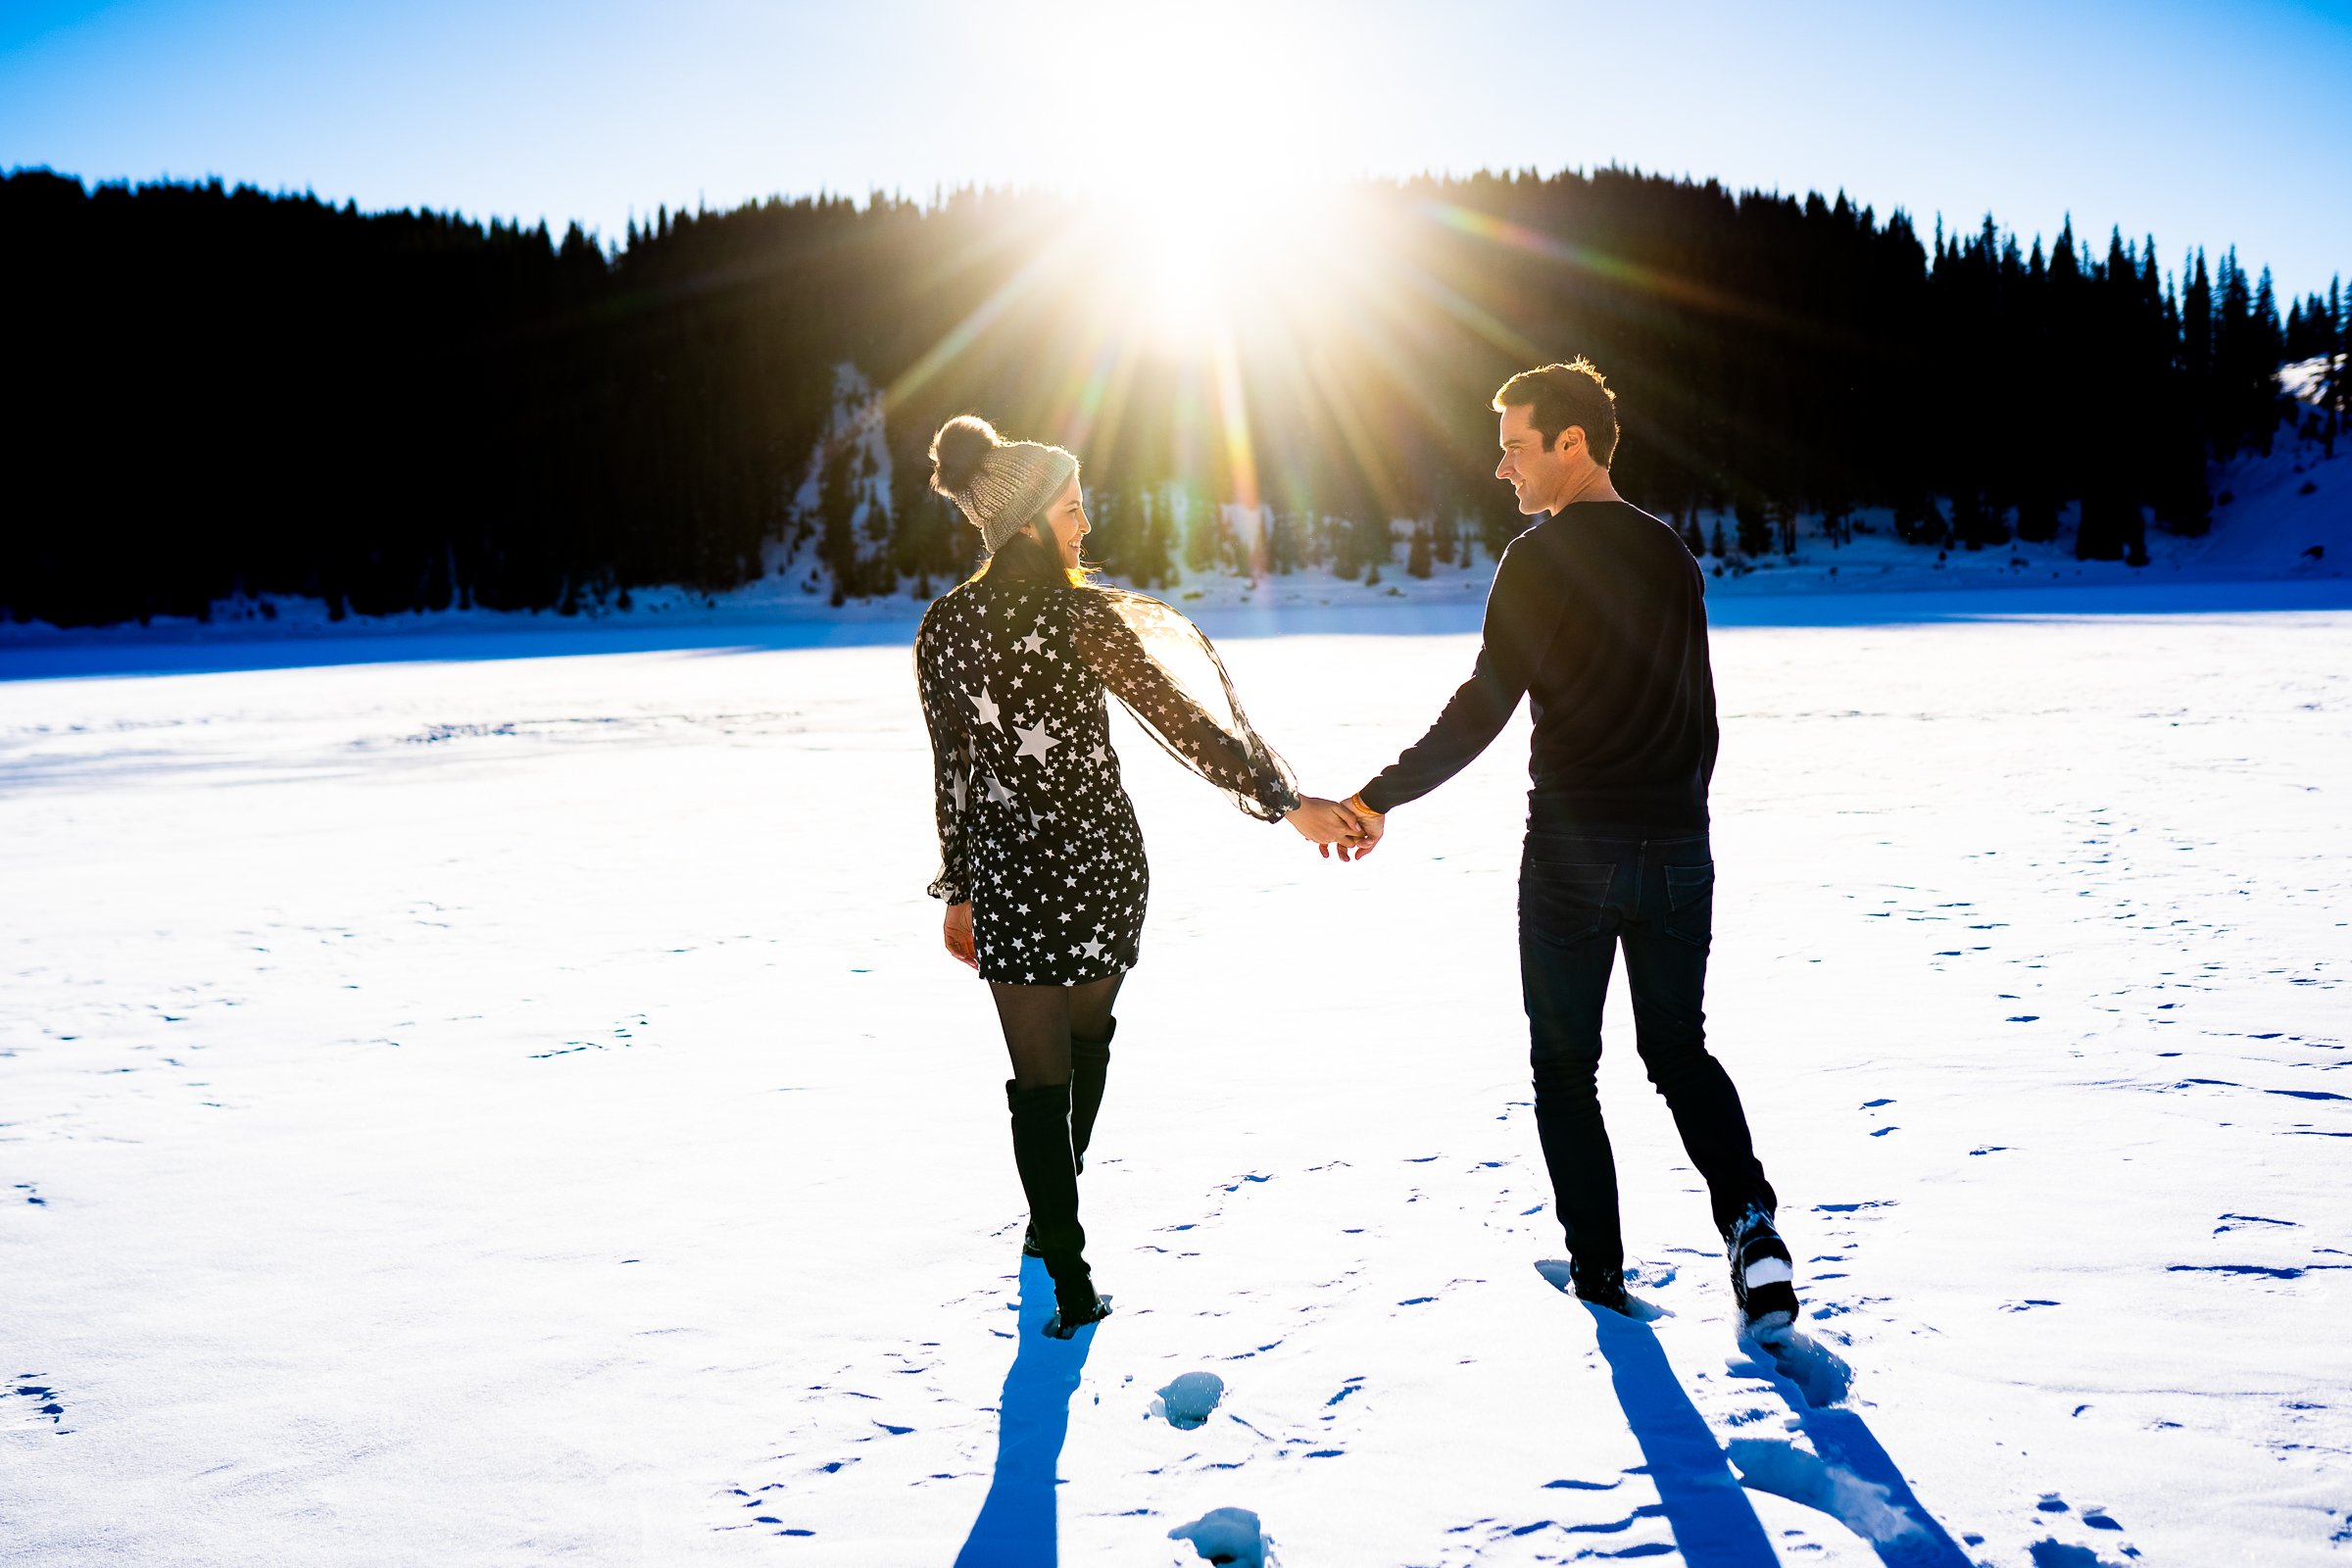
[1495, 404, 1581, 515]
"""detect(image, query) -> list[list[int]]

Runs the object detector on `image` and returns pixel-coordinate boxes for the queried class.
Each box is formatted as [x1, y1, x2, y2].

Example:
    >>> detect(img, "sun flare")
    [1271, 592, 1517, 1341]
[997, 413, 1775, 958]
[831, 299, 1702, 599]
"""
[1091, 181, 1360, 352]
[1017, 0, 1371, 352]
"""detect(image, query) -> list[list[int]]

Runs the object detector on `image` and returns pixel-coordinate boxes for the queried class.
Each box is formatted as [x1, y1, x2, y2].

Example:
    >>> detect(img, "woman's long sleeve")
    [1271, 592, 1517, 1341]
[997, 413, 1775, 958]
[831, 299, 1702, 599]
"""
[915, 611, 974, 903]
[1071, 591, 1301, 822]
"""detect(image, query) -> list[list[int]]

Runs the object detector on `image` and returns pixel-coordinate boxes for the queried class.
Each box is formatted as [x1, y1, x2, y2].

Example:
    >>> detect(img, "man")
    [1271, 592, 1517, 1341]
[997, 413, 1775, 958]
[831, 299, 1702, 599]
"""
[1342, 358, 1797, 1337]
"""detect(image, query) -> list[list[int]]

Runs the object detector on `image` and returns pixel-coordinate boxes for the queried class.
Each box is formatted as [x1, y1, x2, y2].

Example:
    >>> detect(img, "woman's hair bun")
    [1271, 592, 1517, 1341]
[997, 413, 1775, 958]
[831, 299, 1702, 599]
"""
[929, 414, 1001, 499]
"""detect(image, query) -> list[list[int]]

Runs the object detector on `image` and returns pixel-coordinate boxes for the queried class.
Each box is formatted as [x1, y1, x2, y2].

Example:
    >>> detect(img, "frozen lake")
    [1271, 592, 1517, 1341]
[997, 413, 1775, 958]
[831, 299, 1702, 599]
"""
[3, 594, 2347, 1566]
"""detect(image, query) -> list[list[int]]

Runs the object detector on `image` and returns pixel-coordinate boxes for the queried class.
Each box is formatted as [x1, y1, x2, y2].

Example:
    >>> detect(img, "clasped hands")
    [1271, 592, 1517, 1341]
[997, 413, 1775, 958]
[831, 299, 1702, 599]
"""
[1284, 795, 1385, 861]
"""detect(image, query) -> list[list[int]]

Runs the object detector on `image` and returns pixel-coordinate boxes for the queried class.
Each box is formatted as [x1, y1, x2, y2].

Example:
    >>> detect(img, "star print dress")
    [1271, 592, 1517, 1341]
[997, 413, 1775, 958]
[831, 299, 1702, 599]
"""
[917, 576, 1301, 986]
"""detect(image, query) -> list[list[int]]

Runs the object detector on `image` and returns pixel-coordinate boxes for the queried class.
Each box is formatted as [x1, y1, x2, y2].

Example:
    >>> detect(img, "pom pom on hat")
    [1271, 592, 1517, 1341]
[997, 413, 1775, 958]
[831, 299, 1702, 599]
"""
[928, 415, 1000, 500]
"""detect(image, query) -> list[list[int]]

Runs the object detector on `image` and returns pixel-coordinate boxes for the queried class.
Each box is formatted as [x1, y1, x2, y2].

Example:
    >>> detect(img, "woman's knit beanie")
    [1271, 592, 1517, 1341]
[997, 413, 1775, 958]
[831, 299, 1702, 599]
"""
[928, 415, 1079, 556]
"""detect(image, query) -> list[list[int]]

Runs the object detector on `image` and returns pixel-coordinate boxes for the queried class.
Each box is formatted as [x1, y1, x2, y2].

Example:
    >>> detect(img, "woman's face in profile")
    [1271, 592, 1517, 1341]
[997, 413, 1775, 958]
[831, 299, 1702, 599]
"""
[1027, 474, 1091, 567]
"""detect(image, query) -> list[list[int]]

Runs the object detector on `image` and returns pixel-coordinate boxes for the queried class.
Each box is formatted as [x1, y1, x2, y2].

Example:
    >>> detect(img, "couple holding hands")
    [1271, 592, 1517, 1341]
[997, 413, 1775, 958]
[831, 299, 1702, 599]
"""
[914, 358, 1798, 1343]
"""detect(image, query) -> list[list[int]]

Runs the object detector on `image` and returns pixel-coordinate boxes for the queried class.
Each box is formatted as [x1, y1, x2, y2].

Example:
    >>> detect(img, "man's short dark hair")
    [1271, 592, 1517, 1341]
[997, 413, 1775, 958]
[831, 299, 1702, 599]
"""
[1494, 358, 1619, 467]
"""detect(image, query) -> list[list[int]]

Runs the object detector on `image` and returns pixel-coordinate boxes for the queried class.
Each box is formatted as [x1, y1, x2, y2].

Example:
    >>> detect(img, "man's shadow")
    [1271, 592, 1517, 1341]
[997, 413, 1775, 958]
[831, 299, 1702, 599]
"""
[1576, 1296, 1784, 1567]
[953, 1255, 1096, 1568]
[1725, 1329, 1976, 1568]
[1559, 1269, 1974, 1567]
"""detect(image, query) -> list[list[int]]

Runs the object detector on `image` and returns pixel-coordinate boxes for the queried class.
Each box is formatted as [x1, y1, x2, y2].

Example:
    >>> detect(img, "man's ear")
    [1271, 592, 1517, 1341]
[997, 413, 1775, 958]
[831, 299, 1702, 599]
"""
[1556, 425, 1586, 459]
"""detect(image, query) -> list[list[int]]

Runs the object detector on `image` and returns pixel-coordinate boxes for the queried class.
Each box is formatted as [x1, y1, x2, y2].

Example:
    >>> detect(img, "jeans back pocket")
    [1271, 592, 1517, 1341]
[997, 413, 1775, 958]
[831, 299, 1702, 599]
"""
[1521, 858, 1618, 946]
[1662, 859, 1715, 947]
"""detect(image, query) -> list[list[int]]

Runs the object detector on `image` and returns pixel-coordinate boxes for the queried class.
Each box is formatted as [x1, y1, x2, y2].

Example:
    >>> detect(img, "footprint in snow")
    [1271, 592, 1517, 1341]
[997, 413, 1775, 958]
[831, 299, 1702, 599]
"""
[7, 1378, 67, 1434]
[1153, 1372, 1226, 1431]
[1728, 1437, 1919, 1546]
[2024, 1544, 2129, 1567]
[1735, 1331, 1855, 1408]
[1169, 1505, 1276, 1567]
[2213, 1213, 2297, 1234]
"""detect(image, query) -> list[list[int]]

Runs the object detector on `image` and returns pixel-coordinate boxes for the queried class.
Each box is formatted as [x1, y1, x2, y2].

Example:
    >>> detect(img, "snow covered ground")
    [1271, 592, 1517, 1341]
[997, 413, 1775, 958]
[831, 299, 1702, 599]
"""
[4, 583, 2348, 1566]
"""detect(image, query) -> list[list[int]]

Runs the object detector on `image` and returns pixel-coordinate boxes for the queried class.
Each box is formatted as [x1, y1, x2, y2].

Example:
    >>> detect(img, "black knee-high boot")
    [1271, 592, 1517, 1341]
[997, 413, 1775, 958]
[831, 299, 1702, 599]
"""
[1005, 1080, 1109, 1337]
[1024, 1019, 1116, 1258]
[1069, 1017, 1116, 1174]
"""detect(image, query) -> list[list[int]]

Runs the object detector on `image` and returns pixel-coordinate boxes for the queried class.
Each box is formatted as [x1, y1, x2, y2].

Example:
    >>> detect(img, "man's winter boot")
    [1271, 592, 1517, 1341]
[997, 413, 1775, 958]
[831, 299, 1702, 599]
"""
[1570, 1258, 1633, 1315]
[1005, 1079, 1111, 1338]
[1725, 1203, 1799, 1339]
[1025, 1021, 1116, 1258]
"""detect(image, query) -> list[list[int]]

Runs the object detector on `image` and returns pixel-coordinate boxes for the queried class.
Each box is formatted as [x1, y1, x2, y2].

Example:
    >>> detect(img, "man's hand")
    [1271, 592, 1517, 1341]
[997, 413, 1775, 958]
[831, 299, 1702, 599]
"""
[1321, 795, 1386, 860]
[943, 901, 978, 970]
[1285, 797, 1364, 850]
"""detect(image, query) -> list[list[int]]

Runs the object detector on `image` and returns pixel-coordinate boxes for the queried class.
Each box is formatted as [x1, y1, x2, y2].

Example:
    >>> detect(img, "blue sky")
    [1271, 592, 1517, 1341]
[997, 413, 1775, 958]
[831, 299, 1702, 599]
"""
[4, 0, 2347, 300]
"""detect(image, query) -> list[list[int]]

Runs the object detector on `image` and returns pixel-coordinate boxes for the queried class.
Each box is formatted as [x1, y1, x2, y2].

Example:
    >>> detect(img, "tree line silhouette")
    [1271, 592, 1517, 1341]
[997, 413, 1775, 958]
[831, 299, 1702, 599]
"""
[2, 164, 2342, 626]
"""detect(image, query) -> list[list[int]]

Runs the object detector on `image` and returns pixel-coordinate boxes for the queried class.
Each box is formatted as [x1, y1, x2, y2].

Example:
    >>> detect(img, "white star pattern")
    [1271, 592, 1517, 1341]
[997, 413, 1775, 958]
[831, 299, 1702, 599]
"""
[1013, 719, 1061, 763]
[914, 577, 1280, 986]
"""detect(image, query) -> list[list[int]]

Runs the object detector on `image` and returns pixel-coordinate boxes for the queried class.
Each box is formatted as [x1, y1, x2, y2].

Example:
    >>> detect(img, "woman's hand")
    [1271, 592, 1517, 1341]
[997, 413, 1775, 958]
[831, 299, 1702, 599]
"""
[1285, 797, 1364, 853]
[1321, 795, 1385, 861]
[943, 901, 978, 970]
[1336, 804, 1383, 864]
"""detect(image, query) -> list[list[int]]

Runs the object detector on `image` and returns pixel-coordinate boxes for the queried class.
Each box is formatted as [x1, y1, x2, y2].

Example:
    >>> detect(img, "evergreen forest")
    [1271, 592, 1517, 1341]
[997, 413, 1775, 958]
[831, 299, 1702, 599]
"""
[2, 164, 2345, 626]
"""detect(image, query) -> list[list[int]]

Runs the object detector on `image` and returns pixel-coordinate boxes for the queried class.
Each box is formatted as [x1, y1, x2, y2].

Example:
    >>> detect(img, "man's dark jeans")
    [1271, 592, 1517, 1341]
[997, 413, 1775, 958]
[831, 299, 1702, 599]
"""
[1518, 823, 1776, 1274]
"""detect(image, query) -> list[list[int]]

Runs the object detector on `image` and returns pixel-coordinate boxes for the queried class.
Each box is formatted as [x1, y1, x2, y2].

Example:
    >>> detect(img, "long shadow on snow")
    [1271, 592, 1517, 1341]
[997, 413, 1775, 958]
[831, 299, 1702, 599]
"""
[1729, 1333, 1975, 1567]
[953, 1255, 1096, 1568]
[1585, 1305, 1782, 1567]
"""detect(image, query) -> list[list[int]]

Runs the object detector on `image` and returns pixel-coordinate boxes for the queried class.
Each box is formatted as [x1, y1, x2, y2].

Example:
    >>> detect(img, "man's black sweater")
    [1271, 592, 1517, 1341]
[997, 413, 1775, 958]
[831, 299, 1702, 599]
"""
[1357, 499, 1718, 831]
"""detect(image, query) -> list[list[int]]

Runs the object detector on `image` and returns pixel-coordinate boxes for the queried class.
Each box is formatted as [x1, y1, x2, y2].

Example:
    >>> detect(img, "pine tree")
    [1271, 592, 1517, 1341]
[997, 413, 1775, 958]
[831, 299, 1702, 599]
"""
[1479, 493, 1519, 564]
[1182, 487, 1220, 574]
[1734, 497, 1772, 557]
[816, 441, 861, 605]
[1123, 484, 1171, 588]
[2329, 275, 2346, 457]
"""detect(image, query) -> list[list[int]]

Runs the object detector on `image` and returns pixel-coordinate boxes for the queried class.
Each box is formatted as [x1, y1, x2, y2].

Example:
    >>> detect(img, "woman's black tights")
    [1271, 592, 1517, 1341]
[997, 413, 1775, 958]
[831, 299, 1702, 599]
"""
[990, 974, 1124, 1088]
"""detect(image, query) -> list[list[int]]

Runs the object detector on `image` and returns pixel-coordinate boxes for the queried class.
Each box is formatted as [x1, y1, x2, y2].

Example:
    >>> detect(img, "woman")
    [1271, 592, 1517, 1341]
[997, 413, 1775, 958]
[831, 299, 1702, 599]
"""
[915, 415, 1360, 1338]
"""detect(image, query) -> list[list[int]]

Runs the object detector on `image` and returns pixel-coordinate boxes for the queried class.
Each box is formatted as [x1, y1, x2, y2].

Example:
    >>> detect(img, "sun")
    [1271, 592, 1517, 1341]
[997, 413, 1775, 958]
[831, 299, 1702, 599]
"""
[1021, 0, 1371, 352]
[1090, 178, 1358, 352]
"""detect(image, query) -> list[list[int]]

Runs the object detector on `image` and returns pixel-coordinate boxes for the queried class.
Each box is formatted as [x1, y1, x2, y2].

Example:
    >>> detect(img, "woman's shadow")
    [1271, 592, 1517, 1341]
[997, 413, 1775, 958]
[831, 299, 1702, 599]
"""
[953, 1255, 1098, 1568]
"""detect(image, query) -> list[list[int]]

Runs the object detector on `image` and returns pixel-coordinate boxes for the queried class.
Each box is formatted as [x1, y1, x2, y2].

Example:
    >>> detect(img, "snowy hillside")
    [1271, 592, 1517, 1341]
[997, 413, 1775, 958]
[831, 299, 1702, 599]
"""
[3, 594, 2347, 1565]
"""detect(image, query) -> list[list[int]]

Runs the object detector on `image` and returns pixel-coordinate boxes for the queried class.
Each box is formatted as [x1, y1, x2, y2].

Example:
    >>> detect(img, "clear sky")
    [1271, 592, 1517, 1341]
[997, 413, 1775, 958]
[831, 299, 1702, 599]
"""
[4, 0, 2347, 300]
